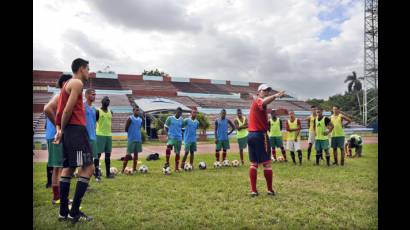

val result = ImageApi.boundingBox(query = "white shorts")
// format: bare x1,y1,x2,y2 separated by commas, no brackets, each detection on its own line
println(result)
308,131,316,144
286,140,301,152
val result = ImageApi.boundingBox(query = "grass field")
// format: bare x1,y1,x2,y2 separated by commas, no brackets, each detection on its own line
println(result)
33,144,377,230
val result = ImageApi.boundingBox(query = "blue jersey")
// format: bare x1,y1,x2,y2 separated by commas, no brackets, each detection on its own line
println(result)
128,115,142,142
165,116,183,141
45,118,56,140
84,102,97,140
216,118,229,141
183,118,199,144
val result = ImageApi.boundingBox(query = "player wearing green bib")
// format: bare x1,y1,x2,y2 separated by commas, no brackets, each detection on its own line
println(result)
268,109,287,162
96,96,114,179
285,111,302,165
330,106,351,166
345,134,363,158
305,105,317,160
313,107,334,166
234,109,248,165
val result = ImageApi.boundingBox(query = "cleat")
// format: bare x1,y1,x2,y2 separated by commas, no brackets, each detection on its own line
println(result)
68,211,93,223
250,191,259,197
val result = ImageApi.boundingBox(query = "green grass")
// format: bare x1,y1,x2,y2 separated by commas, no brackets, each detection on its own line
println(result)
33,144,377,230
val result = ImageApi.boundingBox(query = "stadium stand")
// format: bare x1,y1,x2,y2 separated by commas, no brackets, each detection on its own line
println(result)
84,78,124,90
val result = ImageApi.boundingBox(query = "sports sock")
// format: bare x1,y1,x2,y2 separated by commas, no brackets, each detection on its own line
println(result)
166,148,171,164
215,151,220,162
70,176,90,216
297,150,302,165
263,166,273,192
222,150,227,161
290,151,296,164
47,166,53,185
249,163,258,192
59,176,71,216
52,185,59,201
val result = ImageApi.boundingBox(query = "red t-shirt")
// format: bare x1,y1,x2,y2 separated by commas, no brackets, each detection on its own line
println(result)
248,98,268,132
56,81,86,127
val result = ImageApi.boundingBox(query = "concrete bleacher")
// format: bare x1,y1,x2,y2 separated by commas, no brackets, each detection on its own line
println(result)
171,82,231,95
132,96,200,109
193,97,251,109
119,79,178,96
84,78,124,90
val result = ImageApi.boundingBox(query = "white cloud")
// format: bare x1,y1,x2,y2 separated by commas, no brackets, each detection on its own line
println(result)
33,0,364,100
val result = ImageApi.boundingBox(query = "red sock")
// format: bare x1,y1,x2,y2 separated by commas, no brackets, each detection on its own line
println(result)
175,155,180,170
215,152,220,161
52,185,59,200
249,163,258,192
166,148,171,164
222,151,227,161
281,148,287,160
264,167,273,192
272,148,277,159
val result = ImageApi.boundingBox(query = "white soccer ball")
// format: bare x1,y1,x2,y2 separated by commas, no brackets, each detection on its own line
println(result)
139,165,148,173
110,167,118,175
184,163,193,171
163,166,171,175
222,160,230,167
213,161,222,168
124,167,133,175
198,161,207,170
231,160,240,167
277,156,284,162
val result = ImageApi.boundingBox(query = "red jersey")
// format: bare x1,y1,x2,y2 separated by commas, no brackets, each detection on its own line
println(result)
248,97,268,132
56,80,86,127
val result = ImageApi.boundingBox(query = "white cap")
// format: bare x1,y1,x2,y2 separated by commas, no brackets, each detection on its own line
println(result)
258,84,272,91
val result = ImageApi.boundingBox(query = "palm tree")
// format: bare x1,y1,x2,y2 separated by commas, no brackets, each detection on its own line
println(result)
344,71,362,115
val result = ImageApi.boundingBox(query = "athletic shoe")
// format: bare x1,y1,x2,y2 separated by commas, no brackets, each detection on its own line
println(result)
68,211,93,223
332,162,339,165
250,191,259,197
58,214,68,221
174,168,181,172
106,174,115,179
267,190,276,196
164,163,170,168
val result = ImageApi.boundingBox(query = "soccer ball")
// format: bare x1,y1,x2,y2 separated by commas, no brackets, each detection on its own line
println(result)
231,160,240,167
139,165,148,173
110,167,118,175
271,157,276,162
124,167,133,175
163,166,171,175
184,163,193,171
277,156,284,162
213,161,222,168
198,161,207,170
222,160,230,167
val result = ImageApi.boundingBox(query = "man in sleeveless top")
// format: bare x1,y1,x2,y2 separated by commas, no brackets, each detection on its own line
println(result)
214,109,235,163
96,96,114,179
122,106,144,173
305,105,317,161
181,107,199,169
54,58,93,223
285,111,303,165
234,108,248,165
313,107,334,166
330,106,351,166
84,89,99,180
164,107,184,172
268,109,287,162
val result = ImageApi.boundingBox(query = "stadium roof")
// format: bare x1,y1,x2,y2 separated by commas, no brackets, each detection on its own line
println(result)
134,97,192,114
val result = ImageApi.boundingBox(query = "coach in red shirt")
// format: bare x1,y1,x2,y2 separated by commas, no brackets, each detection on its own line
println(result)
248,84,284,197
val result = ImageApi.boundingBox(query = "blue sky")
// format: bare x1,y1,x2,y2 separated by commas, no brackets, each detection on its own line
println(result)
317,0,355,40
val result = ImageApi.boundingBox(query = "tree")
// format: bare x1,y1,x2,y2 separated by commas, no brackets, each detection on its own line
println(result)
344,71,362,115
196,112,210,135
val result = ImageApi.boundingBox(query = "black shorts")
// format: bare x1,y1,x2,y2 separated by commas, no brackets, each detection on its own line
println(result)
248,131,271,164
62,124,93,168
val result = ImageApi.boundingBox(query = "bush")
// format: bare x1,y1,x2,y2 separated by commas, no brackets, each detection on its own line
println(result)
196,112,210,135
141,128,148,143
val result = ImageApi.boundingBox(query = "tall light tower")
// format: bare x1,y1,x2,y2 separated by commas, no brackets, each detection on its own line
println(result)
363,0,378,126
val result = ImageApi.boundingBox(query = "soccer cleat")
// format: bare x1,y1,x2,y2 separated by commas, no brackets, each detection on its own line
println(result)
250,191,259,197
164,163,170,168
46,183,51,189
106,174,115,179
267,190,276,196
332,162,339,165
58,214,68,221
68,211,93,223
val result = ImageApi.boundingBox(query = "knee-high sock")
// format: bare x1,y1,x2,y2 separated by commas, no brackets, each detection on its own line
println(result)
59,176,71,216
52,185,59,201
175,154,180,170
239,150,244,163
215,151,220,162
222,150,227,161
333,149,338,164
290,151,296,164
70,176,90,216
325,150,330,166
297,150,302,164
93,158,100,175
133,154,138,171
249,163,258,192
281,147,287,160
271,148,277,160
122,155,129,172
181,152,188,169
307,143,312,160
105,153,111,176
340,148,345,165
189,151,194,165
47,166,53,185
316,151,322,165
263,165,273,192
165,148,171,164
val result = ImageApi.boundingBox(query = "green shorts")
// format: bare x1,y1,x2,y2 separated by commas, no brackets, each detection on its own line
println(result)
167,139,182,154
331,136,345,149
315,139,329,152
216,139,230,151
269,136,283,148
97,135,112,153
47,139,63,167
127,141,142,154
89,139,98,158
184,142,197,152
237,137,248,150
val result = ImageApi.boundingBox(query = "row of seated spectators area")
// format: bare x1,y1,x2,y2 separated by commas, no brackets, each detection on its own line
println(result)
33,70,319,137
